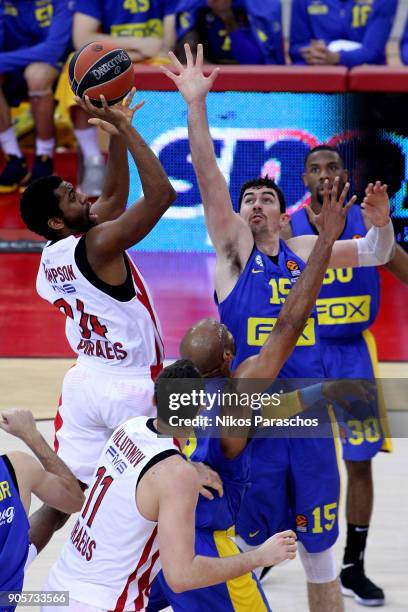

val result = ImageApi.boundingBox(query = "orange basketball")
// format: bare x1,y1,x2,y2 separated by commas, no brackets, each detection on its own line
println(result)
69,42,134,107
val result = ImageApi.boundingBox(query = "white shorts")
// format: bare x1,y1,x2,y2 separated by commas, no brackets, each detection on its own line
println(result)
54,361,156,485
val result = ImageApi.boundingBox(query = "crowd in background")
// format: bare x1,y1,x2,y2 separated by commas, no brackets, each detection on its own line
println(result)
0,0,408,196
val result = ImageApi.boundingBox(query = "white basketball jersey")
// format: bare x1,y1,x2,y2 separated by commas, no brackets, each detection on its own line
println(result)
47,417,180,611
36,235,164,373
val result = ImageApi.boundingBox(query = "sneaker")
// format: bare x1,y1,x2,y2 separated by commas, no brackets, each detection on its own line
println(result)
0,154,29,193
20,155,53,191
79,155,104,197
340,564,385,606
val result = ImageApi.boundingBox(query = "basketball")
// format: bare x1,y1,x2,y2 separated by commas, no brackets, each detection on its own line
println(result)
69,42,134,107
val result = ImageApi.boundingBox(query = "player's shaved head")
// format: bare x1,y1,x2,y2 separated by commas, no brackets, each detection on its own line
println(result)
180,319,235,377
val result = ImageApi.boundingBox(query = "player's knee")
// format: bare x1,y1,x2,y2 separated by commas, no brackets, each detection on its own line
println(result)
24,62,57,93
298,542,337,583
345,458,372,480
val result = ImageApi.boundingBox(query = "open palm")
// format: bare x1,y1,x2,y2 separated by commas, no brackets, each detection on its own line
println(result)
362,181,390,227
160,44,220,104
75,88,144,135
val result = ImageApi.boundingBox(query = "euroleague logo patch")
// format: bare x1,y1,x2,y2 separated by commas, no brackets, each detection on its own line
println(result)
295,514,308,532
287,260,301,277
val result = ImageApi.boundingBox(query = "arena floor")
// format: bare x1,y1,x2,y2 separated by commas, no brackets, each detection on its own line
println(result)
1,359,407,611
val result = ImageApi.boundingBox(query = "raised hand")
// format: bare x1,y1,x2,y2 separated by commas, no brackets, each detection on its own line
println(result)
256,530,297,567
0,408,38,442
361,181,390,228
160,43,220,104
75,88,144,135
306,177,356,243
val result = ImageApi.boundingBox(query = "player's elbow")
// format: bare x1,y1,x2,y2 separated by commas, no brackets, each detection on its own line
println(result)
163,569,191,593
168,580,188,594
156,183,177,212
64,490,85,514
167,185,177,205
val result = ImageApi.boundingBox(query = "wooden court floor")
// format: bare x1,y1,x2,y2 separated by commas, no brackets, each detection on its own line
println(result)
1,358,407,611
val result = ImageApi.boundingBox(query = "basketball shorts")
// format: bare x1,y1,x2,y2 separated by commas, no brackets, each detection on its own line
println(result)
236,430,341,553
147,528,271,612
321,330,392,461
54,361,156,485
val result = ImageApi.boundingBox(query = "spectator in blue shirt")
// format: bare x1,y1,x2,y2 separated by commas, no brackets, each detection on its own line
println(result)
290,0,397,67
73,0,177,62
68,0,177,196
175,0,284,64
0,0,73,193
400,13,408,65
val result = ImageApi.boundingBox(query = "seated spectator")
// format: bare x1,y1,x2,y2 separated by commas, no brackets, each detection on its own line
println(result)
59,0,177,196
175,0,284,64
73,0,177,63
0,0,73,193
400,14,408,65
290,0,397,67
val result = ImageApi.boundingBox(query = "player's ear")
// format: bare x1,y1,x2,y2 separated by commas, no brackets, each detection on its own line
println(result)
223,348,234,364
48,217,64,232
279,213,290,230
302,172,308,187
342,168,349,183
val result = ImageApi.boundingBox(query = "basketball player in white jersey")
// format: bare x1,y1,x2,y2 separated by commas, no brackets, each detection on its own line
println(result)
42,360,297,612
43,180,356,611
19,91,176,555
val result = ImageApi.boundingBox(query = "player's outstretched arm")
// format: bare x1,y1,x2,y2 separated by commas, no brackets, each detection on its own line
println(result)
0,409,84,515
235,178,352,380
157,460,296,592
77,95,176,260
77,89,144,223
161,44,253,261
288,180,394,268
359,183,408,285
384,244,408,285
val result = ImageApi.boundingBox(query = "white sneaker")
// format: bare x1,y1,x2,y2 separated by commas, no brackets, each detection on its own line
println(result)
79,155,105,197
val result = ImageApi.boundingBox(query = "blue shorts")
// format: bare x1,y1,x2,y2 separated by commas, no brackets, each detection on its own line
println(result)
237,426,341,553
321,330,392,461
147,529,271,612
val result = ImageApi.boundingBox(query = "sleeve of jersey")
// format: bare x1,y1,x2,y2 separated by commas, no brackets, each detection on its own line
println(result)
338,0,398,67
164,0,179,17
0,0,73,73
74,0,102,21
229,28,264,64
289,0,314,64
